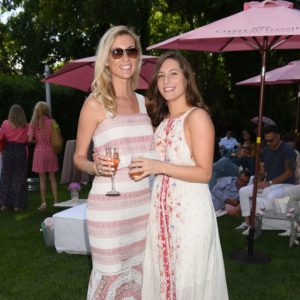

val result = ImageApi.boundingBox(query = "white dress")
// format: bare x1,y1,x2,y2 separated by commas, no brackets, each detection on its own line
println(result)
142,108,228,300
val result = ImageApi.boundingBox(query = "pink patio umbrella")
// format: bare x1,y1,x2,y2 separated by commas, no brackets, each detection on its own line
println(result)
42,55,158,91
147,0,300,263
237,60,300,134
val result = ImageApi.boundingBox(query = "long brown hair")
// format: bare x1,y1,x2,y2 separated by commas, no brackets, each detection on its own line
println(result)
147,51,208,127
30,101,52,128
8,105,27,128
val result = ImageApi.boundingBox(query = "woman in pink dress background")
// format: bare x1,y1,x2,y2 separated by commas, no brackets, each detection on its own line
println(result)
0,104,29,211
29,101,59,210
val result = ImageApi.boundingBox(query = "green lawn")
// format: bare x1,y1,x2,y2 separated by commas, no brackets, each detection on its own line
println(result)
0,183,299,300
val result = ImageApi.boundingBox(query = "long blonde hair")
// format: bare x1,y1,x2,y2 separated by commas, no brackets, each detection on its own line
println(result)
91,25,142,113
30,101,52,128
8,105,27,128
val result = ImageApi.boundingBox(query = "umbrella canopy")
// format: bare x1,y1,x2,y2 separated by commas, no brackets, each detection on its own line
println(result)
237,60,300,133
251,116,276,126
147,0,300,261
148,1,300,52
237,60,300,85
43,55,158,91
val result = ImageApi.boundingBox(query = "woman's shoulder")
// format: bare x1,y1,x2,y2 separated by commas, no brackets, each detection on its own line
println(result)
185,107,211,122
0,120,9,132
185,107,213,132
85,94,105,110
44,116,55,126
81,94,107,121
1,119,9,127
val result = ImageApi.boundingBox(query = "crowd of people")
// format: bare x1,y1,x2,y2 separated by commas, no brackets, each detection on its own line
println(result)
0,102,60,211
1,24,300,300
210,125,300,220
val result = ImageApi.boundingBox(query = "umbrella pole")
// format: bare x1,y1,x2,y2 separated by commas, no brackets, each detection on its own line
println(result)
230,37,270,264
44,65,52,114
295,85,300,136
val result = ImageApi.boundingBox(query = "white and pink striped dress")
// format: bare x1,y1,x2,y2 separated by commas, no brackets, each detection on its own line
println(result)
86,94,154,300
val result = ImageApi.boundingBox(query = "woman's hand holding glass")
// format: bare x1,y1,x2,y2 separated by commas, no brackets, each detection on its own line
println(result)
105,147,120,196
93,151,114,177
92,148,120,195
129,157,160,181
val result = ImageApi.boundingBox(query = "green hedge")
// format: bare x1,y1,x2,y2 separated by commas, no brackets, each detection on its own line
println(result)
0,72,87,140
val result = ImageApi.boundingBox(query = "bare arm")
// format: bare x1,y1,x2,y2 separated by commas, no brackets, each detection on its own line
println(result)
270,159,295,185
130,108,215,183
258,159,295,189
73,96,106,175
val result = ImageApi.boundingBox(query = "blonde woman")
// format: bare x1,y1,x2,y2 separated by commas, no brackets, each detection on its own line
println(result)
73,26,154,299
0,105,29,211
29,101,59,210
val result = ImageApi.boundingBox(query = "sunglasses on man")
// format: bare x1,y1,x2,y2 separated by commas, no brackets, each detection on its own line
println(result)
264,135,279,144
111,47,139,59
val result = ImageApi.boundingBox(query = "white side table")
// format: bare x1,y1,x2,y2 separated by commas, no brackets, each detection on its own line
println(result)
54,199,87,208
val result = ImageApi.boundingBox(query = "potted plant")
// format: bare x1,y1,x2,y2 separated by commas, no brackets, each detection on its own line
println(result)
68,182,81,201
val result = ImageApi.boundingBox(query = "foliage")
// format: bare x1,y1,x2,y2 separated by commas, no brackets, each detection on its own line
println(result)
1,0,300,141
0,72,86,139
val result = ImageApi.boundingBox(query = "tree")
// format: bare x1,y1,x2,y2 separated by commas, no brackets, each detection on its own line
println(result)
1,0,299,138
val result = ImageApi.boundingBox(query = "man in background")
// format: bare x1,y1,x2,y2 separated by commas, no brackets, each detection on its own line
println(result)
236,125,296,235
212,170,250,217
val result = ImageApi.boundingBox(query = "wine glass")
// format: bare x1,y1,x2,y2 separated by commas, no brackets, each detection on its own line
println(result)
105,147,120,196
130,155,143,180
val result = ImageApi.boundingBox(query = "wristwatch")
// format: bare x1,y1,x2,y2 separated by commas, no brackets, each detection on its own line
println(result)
268,180,273,186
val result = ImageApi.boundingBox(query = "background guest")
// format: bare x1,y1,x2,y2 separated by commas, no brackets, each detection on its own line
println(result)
211,170,250,217
281,132,300,184
0,105,29,211
218,130,239,157
209,156,239,190
230,141,255,175
28,101,59,210
0,137,4,177
238,129,255,156
236,125,296,235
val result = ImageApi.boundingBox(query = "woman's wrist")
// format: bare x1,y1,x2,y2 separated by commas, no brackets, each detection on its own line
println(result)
86,161,96,175
93,163,101,176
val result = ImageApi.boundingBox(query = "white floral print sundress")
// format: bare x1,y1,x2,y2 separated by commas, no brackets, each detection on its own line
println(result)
142,108,228,300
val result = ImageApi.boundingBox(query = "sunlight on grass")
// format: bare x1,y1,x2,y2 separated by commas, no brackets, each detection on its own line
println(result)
15,212,33,221
0,181,299,299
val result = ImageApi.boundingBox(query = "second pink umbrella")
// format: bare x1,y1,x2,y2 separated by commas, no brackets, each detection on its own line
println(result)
42,55,158,91
237,60,300,134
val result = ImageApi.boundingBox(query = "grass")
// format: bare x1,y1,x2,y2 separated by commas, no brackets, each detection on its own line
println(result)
1,182,300,299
